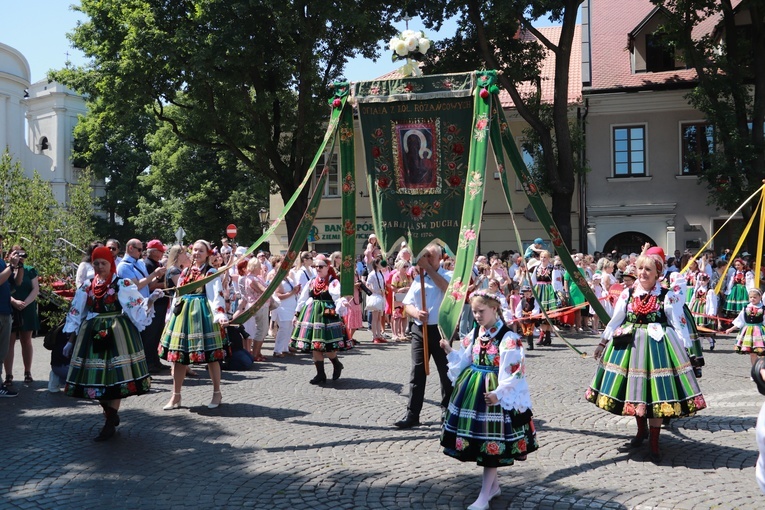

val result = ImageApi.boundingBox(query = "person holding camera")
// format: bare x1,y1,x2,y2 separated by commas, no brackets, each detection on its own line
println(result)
3,245,39,388
0,247,23,397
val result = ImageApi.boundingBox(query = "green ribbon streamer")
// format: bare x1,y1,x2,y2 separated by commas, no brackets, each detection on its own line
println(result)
437,71,495,340
338,95,357,296
175,88,349,297
232,169,330,325
491,95,610,325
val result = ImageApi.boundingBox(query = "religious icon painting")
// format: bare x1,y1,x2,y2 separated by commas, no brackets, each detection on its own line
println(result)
391,119,442,195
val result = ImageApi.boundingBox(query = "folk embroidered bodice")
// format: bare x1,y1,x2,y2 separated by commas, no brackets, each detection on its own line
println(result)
86,278,122,314
471,321,509,369
745,305,764,324
625,287,669,325
535,265,553,283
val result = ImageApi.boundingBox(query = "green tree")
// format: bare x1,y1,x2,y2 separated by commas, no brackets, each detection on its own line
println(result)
53,0,399,240
132,119,270,244
650,0,765,249
417,0,586,248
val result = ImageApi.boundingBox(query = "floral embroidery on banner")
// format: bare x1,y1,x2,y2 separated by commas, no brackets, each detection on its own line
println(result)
458,224,477,250
341,173,355,194
467,171,483,199
473,113,489,143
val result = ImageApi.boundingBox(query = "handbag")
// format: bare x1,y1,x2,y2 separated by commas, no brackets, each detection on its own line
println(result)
173,299,184,316
611,331,633,349
43,321,66,351
358,281,373,296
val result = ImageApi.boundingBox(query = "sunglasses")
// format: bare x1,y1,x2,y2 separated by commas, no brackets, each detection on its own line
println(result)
108,247,118,252
314,264,327,269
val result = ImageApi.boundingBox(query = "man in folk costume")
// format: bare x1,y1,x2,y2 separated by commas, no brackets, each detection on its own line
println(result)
394,244,453,429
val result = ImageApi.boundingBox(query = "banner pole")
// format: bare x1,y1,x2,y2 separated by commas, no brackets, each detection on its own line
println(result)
420,271,430,376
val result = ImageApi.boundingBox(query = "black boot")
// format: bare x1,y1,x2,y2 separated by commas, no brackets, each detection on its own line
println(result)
544,331,552,346
526,335,534,350
330,357,344,380
394,411,420,429
94,406,119,442
309,361,327,385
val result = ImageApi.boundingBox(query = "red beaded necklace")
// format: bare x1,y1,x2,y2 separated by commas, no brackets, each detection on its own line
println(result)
632,292,658,315
313,276,329,294
91,275,111,300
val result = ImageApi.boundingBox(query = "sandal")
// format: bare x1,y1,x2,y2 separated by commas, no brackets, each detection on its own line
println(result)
24,372,33,384
3,376,12,388
254,355,268,362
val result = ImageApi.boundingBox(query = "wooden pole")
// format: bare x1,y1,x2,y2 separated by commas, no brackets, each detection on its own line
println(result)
420,270,430,376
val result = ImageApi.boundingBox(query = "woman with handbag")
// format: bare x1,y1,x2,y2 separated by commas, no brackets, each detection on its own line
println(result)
159,240,228,410
4,245,39,387
290,254,351,384
585,248,706,463
61,246,160,441
365,259,387,343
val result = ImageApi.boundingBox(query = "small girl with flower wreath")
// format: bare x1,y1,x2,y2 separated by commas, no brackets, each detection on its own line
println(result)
726,288,765,367
440,290,538,510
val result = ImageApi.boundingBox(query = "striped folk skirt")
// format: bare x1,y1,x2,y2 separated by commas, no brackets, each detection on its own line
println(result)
441,364,538,467
535,282,557,312
683,305,705,367
585,323,706,418
290,298,352,353
158,294,227,365
65,313,151,400
724,283,749,316
735,322,765,355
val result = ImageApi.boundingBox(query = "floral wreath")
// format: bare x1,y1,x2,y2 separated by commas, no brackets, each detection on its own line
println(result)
470,289,503,304
389,30,431,61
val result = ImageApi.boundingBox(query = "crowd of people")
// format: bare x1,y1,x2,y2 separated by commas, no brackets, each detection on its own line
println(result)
1,232,765,502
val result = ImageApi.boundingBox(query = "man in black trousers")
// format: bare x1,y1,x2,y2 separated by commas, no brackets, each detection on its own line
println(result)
395,243,453,428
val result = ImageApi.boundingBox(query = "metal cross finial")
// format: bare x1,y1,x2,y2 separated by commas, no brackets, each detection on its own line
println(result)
402,14,412,30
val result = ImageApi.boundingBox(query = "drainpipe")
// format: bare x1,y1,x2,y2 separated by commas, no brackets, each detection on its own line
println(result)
578,98,589,253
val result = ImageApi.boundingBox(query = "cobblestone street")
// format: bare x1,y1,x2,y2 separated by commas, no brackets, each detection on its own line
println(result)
1,329,762,509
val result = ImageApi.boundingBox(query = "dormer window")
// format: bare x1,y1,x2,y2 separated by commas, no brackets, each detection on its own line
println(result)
645,33,676,72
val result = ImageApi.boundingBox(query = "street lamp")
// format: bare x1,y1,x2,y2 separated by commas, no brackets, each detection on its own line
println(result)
258,207,269,228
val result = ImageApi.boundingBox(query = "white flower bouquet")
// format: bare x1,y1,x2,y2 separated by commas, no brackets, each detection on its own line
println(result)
389,30,431,62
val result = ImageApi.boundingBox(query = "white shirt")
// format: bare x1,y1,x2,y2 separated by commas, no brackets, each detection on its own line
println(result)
757,401,765,495
402,267,451,326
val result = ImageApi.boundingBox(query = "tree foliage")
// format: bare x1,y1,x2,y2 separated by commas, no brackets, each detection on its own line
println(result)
416,0,586,248
53,0,400,240
0,151,96,324
650,0,765,215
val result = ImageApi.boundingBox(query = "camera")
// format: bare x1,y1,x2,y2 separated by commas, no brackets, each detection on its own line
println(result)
17,251,27,259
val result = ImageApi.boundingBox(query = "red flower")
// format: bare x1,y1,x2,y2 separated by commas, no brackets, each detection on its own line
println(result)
517,439,527,452
411,205,422,217
486,442,500,455
553,238,563,247
373,128,383,138
452,143,464,155
448,175,462,187
528,183,538,194
380,164,388,172
372,146,381,158
404,83,414,92
312,342,323,350
447,162,456,170
447,124,457,133
378,176,390,188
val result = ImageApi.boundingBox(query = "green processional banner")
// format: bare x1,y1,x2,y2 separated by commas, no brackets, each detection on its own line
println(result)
338,94,357,295
353,72,477,258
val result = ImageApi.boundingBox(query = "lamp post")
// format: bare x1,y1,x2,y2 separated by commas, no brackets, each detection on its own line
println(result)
258,207,270,251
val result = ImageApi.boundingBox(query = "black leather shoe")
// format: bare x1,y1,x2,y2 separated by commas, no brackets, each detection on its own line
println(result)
394,413,420,429
309,373,327,385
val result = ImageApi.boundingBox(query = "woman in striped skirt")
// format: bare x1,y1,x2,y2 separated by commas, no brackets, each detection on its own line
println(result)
724,258,754,318
62,246,159,441
290,254,351,384
440,290,537,510
159,240,228,410
585,249,706,463
530,250,560,346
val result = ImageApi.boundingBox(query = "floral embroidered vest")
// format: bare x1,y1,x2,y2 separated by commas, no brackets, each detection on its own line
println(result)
535,265,553,283
625,287,669,325
745,305,764,324
471,322,511,368
86,278,122,314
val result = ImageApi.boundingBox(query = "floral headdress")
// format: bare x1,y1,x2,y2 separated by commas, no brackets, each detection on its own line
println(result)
470,289,502,305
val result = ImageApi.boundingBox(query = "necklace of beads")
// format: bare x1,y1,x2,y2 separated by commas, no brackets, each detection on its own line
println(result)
632,292,658,315
91,276,111,300
313,276,329,294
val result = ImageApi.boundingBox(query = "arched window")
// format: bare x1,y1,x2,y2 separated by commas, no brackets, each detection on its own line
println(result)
602,231,656,256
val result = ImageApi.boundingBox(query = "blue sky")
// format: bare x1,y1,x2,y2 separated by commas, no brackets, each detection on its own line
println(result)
0,1,454,84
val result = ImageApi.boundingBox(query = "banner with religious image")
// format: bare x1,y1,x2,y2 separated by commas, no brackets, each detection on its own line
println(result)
353,72,477,258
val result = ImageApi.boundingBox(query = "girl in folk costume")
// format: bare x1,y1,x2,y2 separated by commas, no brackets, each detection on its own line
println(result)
589,272,606,333
159,240,229,410
723,258,754,318
668,272,705,378
514,285,540,351
290,254,352,384
726,288,765,367
62,246,160,441
680,256,701,304
440,290,538,510
364,258,387,343
530,250,561,346
688,272,718,351
586,248,706,463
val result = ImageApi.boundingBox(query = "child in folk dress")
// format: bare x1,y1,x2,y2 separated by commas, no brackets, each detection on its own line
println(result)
726,288,765,367
688,272,718,351
514,285,540,351
440,290,538,510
